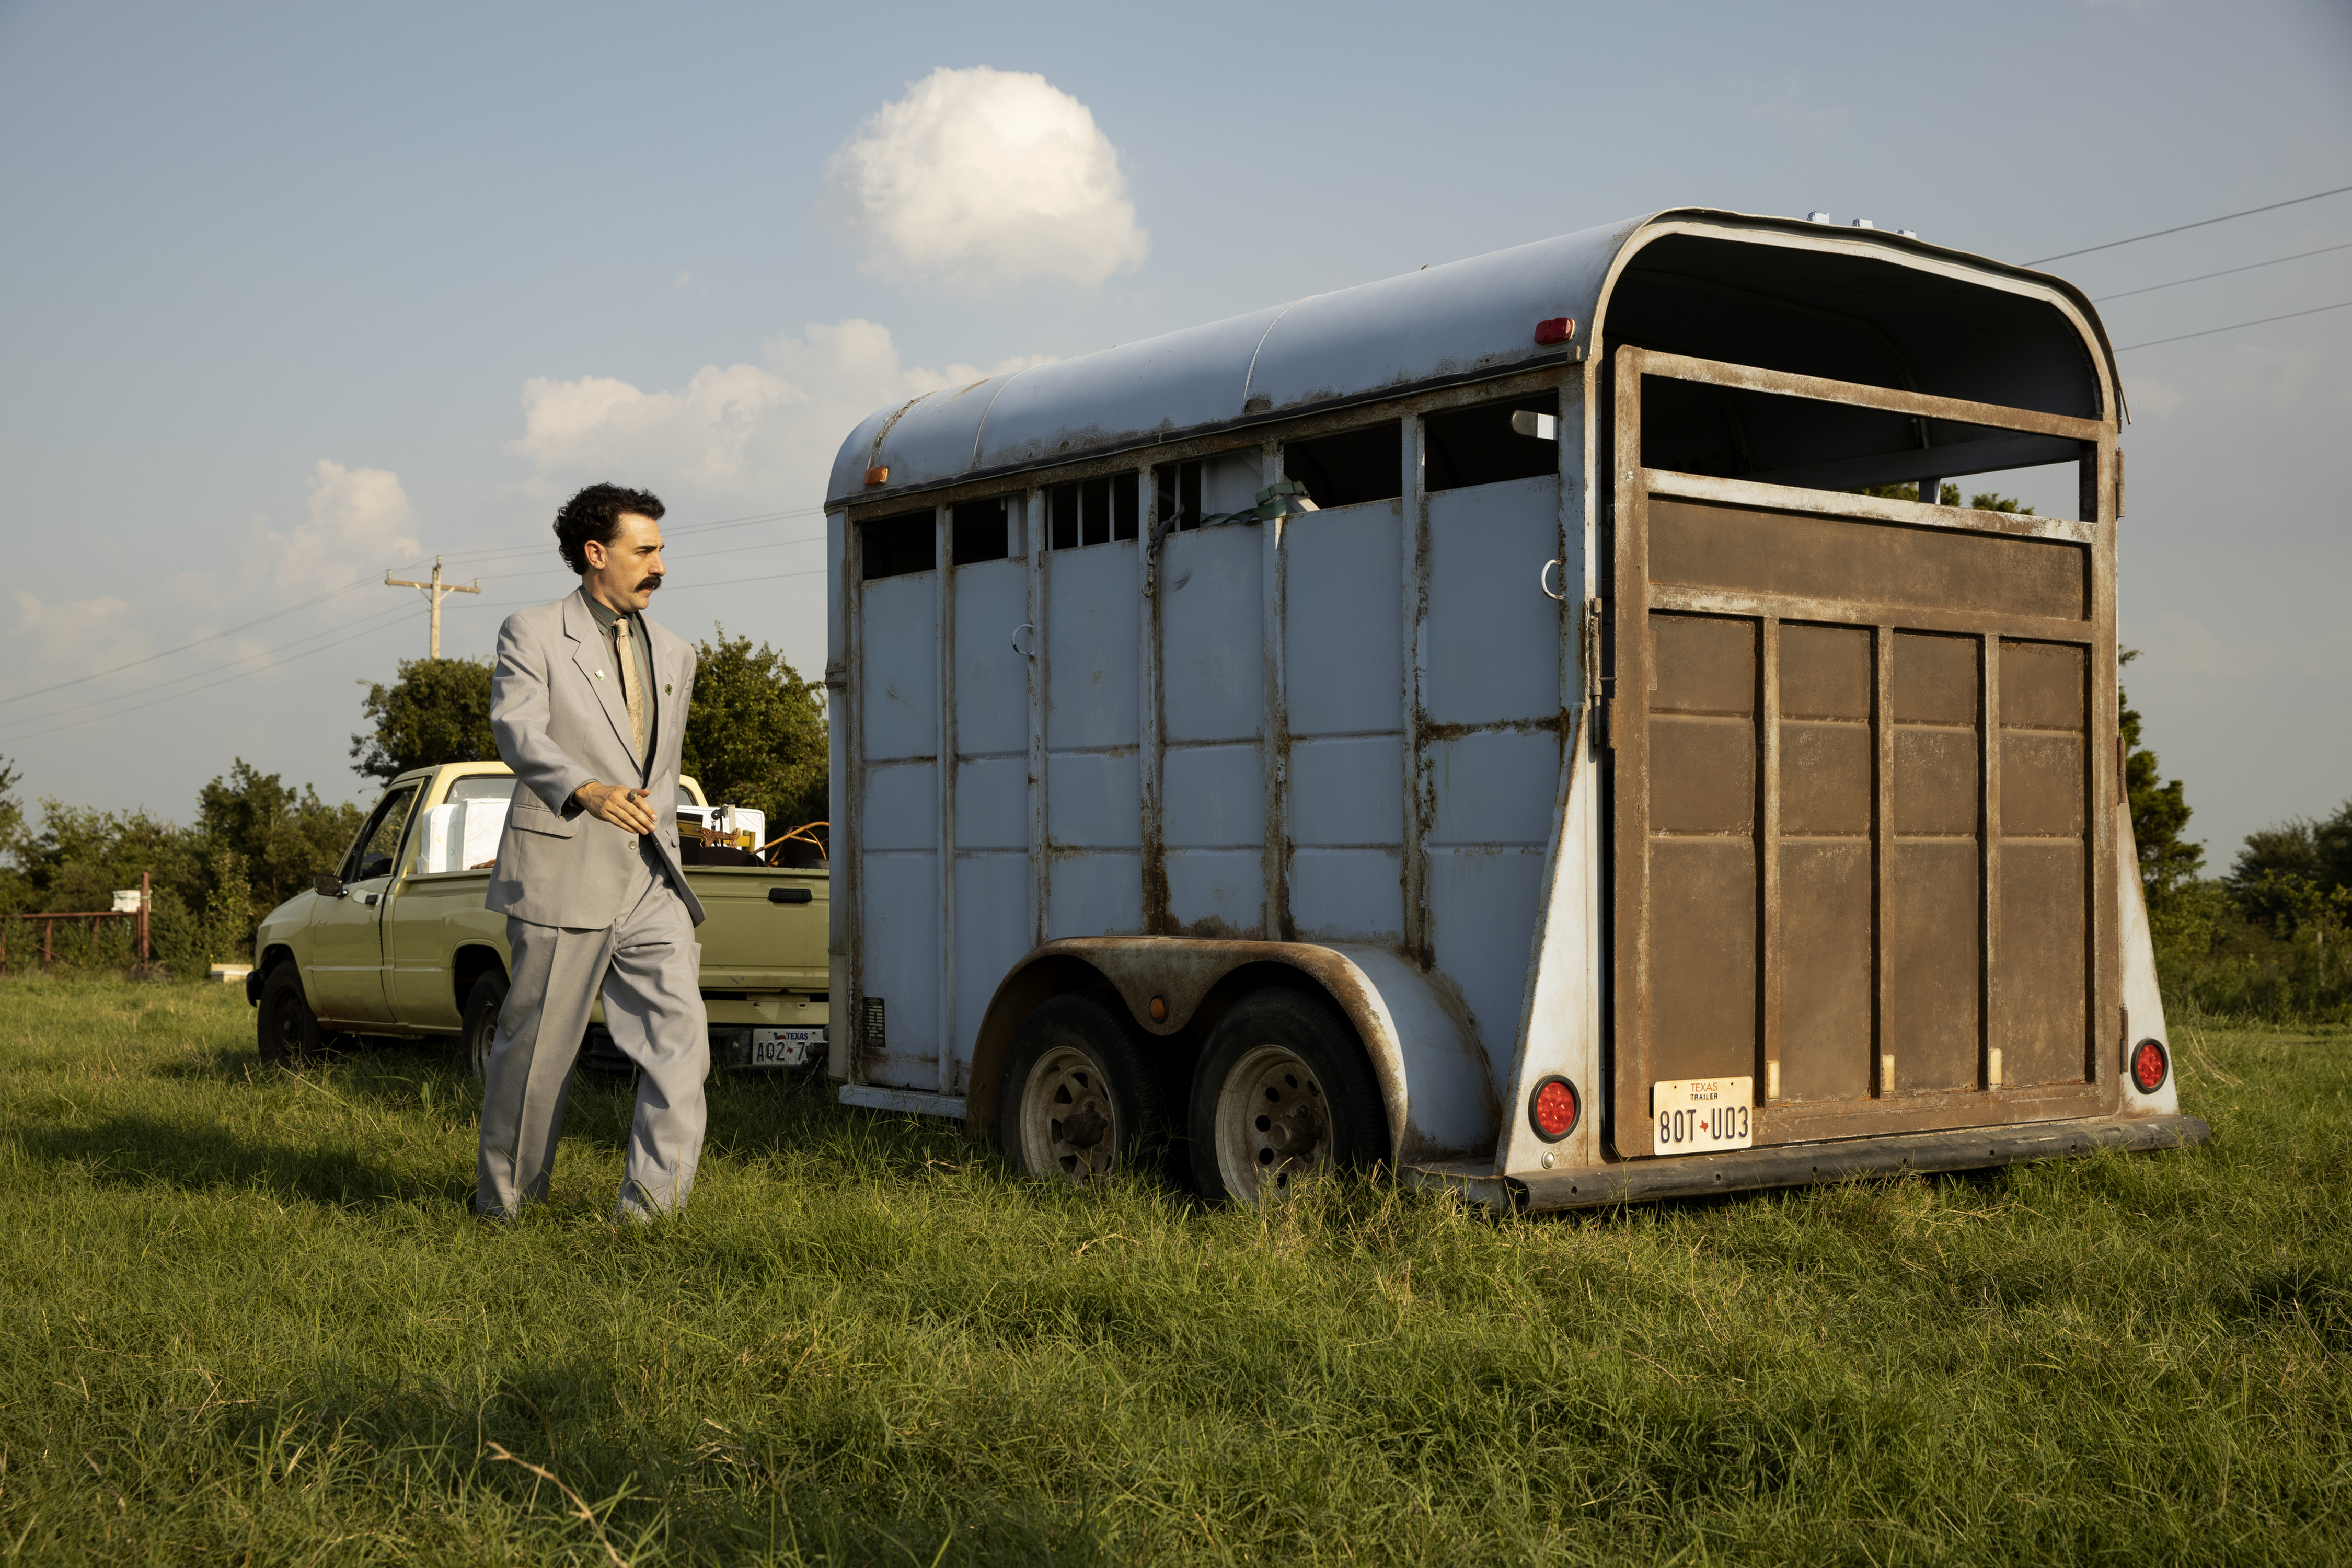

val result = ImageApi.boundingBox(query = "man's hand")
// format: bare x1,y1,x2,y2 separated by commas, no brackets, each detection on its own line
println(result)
575,781,659,835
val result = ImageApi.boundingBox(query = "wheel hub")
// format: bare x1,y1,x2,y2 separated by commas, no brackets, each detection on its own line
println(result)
1019,1045,1120,1181
1216,1044,1330,1201
269,995,303,1058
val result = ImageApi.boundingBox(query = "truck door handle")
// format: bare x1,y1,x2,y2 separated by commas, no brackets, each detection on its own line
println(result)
1540,559,1566,601
768,887,813,905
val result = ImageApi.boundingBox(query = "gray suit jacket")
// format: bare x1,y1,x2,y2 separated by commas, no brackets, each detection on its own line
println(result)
486,589,707,929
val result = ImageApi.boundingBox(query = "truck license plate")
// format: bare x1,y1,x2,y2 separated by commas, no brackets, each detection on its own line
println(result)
1652,1076,1754,1153
749,1028,823,1068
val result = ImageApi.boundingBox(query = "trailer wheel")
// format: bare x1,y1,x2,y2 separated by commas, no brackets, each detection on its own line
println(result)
462,971,509,1083
1189,986,1387,1205
256,962,322,1066
998,991,1163,1183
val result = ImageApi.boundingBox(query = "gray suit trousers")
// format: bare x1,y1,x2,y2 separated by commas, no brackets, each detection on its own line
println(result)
476,848,710,1221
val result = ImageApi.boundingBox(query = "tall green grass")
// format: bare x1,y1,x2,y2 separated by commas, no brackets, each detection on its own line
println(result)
2,978,2346,1565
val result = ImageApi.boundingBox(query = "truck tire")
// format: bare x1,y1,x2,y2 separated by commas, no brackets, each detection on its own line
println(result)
462,971,509,1083
256,962,323,1066
998,991,1163,1184
1188,986,1387,1205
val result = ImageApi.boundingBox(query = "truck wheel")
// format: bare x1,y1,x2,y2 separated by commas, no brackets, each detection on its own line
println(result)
998,991,1163,1183
256,963,322,1066
462,972,509,1082
1189,986,1387,1205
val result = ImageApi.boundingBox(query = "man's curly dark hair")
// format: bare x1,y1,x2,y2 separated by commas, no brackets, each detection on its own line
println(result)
553,483,666,574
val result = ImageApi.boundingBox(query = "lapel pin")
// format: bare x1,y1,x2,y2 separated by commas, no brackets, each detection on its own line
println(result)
595,670,607,679
664,682,672,694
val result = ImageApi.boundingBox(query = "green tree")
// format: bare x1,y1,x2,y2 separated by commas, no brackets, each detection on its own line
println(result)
2117,650,2203,900
681,626,828,835
0,753,21,845
351,656,498,781
1858,483,2036,513
2229,799,2352,933
12,801,206,914
0,753,25,909
2,799,212,974
197,759,367,915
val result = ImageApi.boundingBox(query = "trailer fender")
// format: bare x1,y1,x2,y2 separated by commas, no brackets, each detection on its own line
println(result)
967,938,1501,1166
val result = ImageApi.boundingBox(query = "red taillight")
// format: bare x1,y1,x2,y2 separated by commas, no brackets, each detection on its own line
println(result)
1530,1076,1579,1141
1534,317,1575,346
2130,1039,2170,1094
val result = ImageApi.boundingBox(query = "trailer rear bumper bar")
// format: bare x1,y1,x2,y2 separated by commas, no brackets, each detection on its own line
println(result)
1408,1113,2211,1214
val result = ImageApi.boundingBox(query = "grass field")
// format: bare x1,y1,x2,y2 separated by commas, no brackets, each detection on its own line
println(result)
1,977,2346,1565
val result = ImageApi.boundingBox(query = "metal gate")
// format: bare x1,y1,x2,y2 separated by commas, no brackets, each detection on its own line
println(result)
1608,348,2120,1157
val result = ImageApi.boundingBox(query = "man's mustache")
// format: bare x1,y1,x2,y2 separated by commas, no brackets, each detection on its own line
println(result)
638,576,661,591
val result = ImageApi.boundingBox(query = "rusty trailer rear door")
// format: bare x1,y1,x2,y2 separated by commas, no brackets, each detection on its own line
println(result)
1607,347,2121,1158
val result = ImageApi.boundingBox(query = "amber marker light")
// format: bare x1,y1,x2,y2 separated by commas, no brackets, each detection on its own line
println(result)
1529,1076,1579,1142
1148,996,1167,1023
864,466,890,486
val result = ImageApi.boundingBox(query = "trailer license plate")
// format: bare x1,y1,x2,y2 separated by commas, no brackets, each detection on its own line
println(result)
1652,1076,1754,1152
749,1028,823,1068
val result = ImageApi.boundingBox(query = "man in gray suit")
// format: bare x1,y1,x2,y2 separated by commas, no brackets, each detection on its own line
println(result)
477,481,709,1222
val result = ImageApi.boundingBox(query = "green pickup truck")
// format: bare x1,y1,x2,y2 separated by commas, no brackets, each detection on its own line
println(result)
247,760,829,1076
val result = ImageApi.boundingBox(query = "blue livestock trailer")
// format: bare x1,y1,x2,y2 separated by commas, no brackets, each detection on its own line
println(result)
822,207,2205,1210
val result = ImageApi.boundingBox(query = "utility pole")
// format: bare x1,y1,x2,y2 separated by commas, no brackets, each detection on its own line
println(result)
384,557,481,658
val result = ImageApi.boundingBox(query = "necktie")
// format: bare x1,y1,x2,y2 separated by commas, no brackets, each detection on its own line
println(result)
614,618,647,764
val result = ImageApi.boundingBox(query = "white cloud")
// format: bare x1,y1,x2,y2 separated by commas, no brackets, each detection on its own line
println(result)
2124,375,2183,419
2130,607,2266,682
9,590,140,671
508,319,1050,509
1747,70,1849,135
821,66,1148,294
2215,342,2320,414
246,460,421,594
513,363,802,488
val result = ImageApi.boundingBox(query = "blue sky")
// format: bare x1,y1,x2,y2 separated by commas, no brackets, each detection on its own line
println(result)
3,0,2347,868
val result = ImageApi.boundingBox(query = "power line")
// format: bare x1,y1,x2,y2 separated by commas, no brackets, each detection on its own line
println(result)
0,609,415,745
2027,183,2352,266
2093,239,2352,302
2115,298,2352,351
4,503,828,718
12,556,837,741
8,531,833,740
419,503,825,567
0,570,385,708
469,562,831,613
0,600,419,739
471,529,825,584
643,564,828,593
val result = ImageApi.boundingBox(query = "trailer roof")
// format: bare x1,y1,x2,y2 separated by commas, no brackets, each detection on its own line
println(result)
827,207,2121,509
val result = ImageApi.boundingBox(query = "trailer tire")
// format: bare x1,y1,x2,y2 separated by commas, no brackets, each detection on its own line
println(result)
998,991,1163,1184
462,971,509,1083
256,962,323,1066
1189,985,1387,1205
